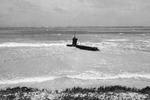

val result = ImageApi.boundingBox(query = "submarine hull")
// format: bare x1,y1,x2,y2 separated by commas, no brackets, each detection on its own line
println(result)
66,44,99,51
76,45,99,51
66,44,74,47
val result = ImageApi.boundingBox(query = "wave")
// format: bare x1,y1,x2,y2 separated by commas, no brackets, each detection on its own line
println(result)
67,71,150,80
0,42,67,48
105,39,129,42
1,40,150,52
0,41,119,50
1,72,150,85
0,76,57,85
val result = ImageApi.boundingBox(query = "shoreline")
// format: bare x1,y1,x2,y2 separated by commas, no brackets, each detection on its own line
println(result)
1,78,150,90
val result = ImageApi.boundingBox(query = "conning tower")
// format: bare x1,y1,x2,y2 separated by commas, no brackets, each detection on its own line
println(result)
72,32,78,46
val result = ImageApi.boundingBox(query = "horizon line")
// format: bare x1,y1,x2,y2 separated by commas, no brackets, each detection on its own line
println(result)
0,26,150,28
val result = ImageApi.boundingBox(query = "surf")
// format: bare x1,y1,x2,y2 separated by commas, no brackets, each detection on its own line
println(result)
0,42,66,48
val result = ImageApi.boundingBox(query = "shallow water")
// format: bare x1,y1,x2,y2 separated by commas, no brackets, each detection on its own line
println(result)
0,27,150,89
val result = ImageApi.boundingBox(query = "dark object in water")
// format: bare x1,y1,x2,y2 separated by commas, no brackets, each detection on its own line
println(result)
67,44,99,51
76,45,99,51
66,44,74,47
67,32,99,51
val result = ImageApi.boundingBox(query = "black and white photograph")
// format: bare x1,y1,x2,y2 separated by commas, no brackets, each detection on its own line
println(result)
0,0,150,99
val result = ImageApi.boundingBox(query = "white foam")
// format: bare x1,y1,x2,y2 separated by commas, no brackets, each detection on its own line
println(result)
0,73,150,85
119,33,124,35
93,42,119,50
105,39,128,42
0,42,66,48
67,72,150,80
0,76,57,85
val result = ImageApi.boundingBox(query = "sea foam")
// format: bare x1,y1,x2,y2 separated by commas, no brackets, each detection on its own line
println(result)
105,39,129,42
0,73,150,85
0,42,66,48
67,72,150,80
0,76,57,85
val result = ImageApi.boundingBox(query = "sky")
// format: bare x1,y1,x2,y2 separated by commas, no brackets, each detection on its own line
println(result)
0,0,150,27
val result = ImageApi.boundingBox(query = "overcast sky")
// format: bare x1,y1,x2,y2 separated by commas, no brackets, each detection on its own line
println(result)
0,0,150,27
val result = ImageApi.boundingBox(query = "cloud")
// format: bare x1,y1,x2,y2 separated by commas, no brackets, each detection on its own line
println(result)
0,0,40,14
0,0,150,26
76,0,150,26
78,0,150,12
0,0,48,27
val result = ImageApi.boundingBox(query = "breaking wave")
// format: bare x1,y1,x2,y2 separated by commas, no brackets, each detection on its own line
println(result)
0,76,57,85
67,72,150,80
104,39,129,42
1,72,150,85
0,40,150,52
0,42,67,48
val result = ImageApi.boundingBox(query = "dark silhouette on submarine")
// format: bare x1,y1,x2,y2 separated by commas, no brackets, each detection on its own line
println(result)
67,33,99,51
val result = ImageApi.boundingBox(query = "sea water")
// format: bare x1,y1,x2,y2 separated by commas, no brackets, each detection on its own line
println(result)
0,27,150,89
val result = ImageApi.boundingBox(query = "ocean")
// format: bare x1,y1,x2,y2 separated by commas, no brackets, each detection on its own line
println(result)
0,27,150,90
